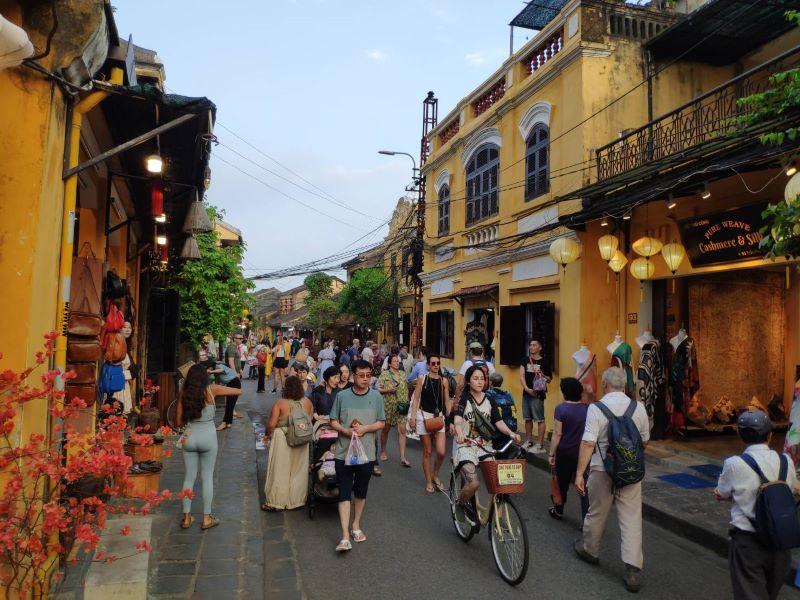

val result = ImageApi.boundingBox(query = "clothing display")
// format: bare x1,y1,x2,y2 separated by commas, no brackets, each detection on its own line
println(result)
112,353,133,414
606,334,623,356
666,335,700,431
635,339,663,432
573,346,598,400
611,342,635,398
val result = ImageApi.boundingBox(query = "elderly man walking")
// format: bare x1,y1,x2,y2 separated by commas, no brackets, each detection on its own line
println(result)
574,366,649,593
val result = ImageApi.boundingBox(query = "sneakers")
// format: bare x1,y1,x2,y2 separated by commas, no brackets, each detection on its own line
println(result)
573,539,599,565
522,441,533,450
548,506,563,520
531,445,548,454
624,564,642,593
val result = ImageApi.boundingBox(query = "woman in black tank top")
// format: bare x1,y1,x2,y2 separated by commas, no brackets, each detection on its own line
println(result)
409,354,451,494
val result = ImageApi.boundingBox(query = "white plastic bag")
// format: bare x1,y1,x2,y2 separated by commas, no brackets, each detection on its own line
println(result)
345,434,370,465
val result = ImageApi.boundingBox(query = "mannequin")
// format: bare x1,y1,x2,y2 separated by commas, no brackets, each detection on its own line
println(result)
573,344,598,400
635,328,655,349
611,342,635,397
667,327,699,431
635,328,663,431
669,327,688,351
606,334,623,356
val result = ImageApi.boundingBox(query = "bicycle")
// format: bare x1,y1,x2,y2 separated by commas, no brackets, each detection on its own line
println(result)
446,438,530,586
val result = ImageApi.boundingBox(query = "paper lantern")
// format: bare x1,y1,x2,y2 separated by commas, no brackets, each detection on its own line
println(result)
608,250,628,273
549,237,581,269
785,172,800,205
632,236,663,258
158,245,168,264
630,257,655,280
662,242,686,293
598,234,619,262
151,180,164,216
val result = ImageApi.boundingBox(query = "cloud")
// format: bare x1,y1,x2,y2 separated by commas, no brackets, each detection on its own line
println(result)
464,51,487,66
365,49,388,62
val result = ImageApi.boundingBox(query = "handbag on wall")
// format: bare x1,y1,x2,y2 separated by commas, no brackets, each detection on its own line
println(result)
70,244,103,316
64,383,97,407
66,363,96,384
104,332,127,363
66,339,101,363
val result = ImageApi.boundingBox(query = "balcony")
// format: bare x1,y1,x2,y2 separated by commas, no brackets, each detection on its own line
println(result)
464,223,499,256
520,28,563,78
595,45,800,181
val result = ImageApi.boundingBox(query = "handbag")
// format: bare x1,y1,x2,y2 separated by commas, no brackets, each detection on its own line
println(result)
104,331,127,363
470,397,497,440
105,270,128,299
549,468,562,506
64,383,97,407
422,374,445,432
98,363,125,396
67,311,103,337
104,300,125,332
70,244,102,316
66,338,101,363
66,362,96,384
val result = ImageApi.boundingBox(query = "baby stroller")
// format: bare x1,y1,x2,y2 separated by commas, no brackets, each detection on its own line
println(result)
307,419,339,519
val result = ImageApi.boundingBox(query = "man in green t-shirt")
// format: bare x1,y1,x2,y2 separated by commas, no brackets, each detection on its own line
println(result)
329,359,385,553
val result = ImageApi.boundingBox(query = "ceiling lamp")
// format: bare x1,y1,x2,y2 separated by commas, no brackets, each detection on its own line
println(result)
600,215,609,227
183,190,214,234
180,236,201,260
785,172,800,205
632,236,663,258
146,154,163,174
699,182,711,200
622,211,632,220
665,194,676,210
155,214,166,223
661,241,686,293
156,234,168,246
549,237,581,269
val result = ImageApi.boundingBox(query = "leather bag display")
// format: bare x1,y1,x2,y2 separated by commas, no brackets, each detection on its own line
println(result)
64,383,97,407
67,310,103,337
66,363,96,384
70,245,103,316
103,331,127,363
66,339,101,363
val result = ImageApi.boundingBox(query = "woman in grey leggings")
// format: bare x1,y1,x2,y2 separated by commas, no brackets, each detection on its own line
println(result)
176,363,242,530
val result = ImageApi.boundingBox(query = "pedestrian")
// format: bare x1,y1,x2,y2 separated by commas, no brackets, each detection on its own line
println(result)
237,336,249,374
317,339,336,375
574,367,649,593
311,366,340,419
329,359,386,552
484,372,518,458
246,345,259,380
457,341,496,385
338,363,353,391
202,359,242,431
271,335,289,393
547,377,589,521
256,340,272,394
262,375,314,511
377,353,411,468
409,353,451,493
225,333,244,420
519,338,552,453
361,341,375,366
295,362,313,398
715,410,799,600
176,363,242,530
406,346,430,384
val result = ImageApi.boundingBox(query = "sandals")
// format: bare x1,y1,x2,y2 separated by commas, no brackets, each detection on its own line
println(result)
335,539,352,552
425,485,435,494
433,479,444,491
180,515,194,529
372,465,382,477
201,515,220,530
350,529,366,543
379,454,388,462
400,459,411,468
215,423,229,431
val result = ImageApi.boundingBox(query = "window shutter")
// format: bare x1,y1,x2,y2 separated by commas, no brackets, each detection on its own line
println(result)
425,312,439,351
499,305,525,366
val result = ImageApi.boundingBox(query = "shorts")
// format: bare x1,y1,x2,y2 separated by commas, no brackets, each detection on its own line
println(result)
522,393,545,422
414,409,446,435
334,459,373,501
274,357,288,369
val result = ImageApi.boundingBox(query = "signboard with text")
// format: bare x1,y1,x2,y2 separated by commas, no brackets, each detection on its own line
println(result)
678,203,768,267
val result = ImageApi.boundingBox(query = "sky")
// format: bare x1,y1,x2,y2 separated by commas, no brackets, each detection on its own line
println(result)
113,1,545,291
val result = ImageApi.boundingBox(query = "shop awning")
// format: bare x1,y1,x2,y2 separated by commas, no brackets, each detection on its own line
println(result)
449,284,499,306
646,0,799,65
509,0,569,30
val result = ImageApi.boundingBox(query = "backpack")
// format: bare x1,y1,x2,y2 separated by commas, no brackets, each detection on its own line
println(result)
286,400,313,447
453,359,490,406
440,367,457,402
487,388,517,434
594,399,645,488
740,453,800,551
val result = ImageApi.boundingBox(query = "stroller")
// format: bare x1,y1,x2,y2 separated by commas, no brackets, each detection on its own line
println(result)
307,419,339,519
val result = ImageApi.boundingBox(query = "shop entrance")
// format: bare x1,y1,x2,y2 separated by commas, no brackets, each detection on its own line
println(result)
465,308,495,362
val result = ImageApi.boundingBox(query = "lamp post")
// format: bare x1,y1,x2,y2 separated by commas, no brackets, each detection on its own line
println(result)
378,149,423,349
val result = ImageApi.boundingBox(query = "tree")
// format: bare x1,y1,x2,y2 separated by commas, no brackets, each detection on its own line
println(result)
303,272,337,334
337,268,394,331
171,206,254,347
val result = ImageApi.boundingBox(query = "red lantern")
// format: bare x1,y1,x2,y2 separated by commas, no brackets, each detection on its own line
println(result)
159,245,168,264
151,180,164,216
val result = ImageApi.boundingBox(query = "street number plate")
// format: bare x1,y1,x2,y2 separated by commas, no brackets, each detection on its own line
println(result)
496,463,524,485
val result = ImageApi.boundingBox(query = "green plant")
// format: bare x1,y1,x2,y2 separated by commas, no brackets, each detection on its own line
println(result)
303,273,337,334
337,268,394,331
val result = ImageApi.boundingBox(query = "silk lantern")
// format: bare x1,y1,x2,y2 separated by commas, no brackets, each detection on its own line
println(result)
549,237,581,269
632,236,663,258
661,242,686,293
630,257,655,302
151,180,164,218
598,234,619,283
607,250,627,295
785,172,800,206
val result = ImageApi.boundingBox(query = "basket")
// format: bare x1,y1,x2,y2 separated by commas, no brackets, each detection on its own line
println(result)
479,459,526,495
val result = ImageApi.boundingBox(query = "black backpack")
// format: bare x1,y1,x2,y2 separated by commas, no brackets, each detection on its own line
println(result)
740,453,800,551
594,400,645,488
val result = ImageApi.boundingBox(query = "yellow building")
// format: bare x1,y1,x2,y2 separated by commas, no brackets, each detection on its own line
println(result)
420,0,800,444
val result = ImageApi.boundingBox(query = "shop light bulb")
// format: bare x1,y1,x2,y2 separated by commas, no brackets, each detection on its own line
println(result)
146,154,163,174
665,194,676,209
787,162,797,177
600,215,609,227
155,214,166,223
157,234,168,245
622,211,632,220
700,183,711,200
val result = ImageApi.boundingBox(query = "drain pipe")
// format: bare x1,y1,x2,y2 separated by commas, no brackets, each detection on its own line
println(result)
54,67,124,390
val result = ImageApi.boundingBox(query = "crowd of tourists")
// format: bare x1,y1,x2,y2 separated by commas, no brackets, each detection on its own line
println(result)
177,330,800,599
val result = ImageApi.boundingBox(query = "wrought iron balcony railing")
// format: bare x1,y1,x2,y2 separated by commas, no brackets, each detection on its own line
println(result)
595,44,800,181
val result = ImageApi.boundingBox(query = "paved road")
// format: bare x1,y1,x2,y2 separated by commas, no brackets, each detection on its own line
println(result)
247,379,800,600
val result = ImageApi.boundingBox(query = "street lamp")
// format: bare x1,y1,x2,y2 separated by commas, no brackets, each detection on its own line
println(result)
378,150,419,183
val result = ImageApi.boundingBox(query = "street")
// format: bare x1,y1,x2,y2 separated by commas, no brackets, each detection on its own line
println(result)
245,379,800,600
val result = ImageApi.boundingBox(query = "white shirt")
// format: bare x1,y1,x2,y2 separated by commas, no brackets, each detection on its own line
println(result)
582,391,650,471
458,358,496,376
361,346,374,364
716,444,798,532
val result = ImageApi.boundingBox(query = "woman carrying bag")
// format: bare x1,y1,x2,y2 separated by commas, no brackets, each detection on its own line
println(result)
409,353,451,493
377,354,411,468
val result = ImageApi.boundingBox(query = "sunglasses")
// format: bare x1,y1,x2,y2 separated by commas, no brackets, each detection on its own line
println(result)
429,361,440,366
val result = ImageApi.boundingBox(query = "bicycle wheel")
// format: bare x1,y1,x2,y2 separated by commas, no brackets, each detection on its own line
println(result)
489,496,529,586
166,399,178,430
449,472,475,542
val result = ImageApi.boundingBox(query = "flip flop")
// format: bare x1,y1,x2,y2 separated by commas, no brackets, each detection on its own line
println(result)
336,539,352,552
379,454,388,462
350,529,367,543
201,515,220,530
433,480,444,491
400,460,411,468
180,515,194,529
425,485,435,494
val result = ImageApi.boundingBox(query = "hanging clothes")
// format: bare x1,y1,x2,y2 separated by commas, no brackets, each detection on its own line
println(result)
666,337,700,431
574,350,598,401
611,342,635,398
636,340,663,432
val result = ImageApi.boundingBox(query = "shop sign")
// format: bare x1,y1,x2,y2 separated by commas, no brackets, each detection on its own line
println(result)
678,203,768,267
496,462,524,485
627,313,638,324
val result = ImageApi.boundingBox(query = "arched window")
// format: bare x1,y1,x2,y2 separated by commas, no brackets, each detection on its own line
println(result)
437,184,450,236
465,144,499,226
525,123,549,200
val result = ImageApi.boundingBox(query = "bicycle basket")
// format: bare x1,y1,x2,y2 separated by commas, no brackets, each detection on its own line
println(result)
480,459,526,495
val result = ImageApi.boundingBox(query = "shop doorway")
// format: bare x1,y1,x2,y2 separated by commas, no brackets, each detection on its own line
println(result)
465,308,495,361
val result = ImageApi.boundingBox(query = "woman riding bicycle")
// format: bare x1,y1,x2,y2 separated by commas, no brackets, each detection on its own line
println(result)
452,365,521,517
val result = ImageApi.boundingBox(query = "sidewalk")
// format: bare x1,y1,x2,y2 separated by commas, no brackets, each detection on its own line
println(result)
146,387,304,599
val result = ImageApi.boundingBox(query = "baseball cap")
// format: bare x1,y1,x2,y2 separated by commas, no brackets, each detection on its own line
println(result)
737,410,773,435
468,342,483,350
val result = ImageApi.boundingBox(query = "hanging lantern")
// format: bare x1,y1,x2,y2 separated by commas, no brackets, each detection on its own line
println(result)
785,172,800,205
661,241,686,293
598,234,619,284
632,236,663,258
608,250,628,273
151,180,164,217
630,257,655,302
159,245,169,265
180,236,201,260
183,190,214,233
549,237,581,269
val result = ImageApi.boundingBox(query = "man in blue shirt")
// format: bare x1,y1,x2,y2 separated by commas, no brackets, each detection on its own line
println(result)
406,347,430,384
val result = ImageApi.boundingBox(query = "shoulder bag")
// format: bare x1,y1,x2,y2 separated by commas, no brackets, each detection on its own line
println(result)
423,375,445,433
